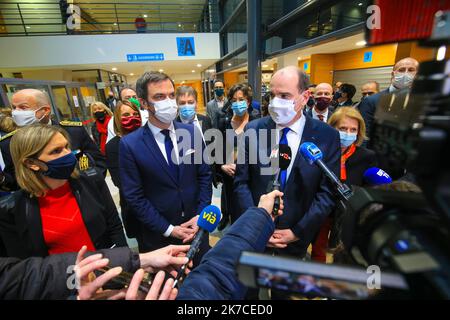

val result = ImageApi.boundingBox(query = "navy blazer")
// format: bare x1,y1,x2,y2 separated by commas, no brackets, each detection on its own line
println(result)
234,115,340,253
357,88,390,138
119,122,212,246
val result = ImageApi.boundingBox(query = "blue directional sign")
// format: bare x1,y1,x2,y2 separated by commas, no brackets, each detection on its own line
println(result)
177,37,196,56
126,53,165,62
363,51,373,63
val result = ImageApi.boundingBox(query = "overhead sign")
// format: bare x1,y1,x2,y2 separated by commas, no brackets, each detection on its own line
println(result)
363,51,373,63
126,53,165,62
177,37,195,56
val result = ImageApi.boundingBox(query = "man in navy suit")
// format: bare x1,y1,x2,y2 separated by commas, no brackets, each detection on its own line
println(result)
358,57,419,139
119,72,212,262
304,82,334,123
234,66,340,259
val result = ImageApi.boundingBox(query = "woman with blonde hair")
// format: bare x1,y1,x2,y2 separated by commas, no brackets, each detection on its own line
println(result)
90,101,113,154
0,124,127,259
311,107,378,263
106,99,142,238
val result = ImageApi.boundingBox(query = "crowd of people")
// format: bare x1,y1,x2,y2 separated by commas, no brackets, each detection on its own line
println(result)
0,56,420,300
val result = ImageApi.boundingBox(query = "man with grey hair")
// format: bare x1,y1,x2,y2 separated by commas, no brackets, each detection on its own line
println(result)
234,66,340,262
0,88,106,191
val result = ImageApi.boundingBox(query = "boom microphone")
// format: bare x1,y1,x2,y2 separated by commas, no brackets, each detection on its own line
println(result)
173,205,222,287
299,142,353,200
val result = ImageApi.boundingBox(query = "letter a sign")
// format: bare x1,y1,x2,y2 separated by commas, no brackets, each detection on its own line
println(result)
177,37,196,56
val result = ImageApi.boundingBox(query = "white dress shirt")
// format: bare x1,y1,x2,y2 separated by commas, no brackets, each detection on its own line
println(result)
106,109,149,143
312,108,329,123
147,120,180,237
276,114,306,180
181,115,205,142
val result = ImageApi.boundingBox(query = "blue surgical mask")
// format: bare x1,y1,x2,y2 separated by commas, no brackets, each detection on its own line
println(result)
231,100,248,116
215,88,224,97
179,104,196,123
339,131,357,148
40,152,77,180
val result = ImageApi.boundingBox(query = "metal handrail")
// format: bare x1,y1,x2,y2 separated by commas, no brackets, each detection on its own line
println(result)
0,1,219,36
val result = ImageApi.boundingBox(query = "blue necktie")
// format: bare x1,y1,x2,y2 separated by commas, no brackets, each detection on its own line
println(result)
161,129,179,181
279,127,290,191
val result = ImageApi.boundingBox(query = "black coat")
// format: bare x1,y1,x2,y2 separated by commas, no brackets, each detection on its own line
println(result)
357,88,390,139
0,247,139,300
105,136,139,238
175,114,213,135
0,173,127,259
343,146,378,186
0,121,107,191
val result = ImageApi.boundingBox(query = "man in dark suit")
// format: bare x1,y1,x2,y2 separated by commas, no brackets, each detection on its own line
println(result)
234,66,341,259
206,80,227,129
333,83,356,107
120,72,212,262
175,85,212,137
0,89,106,191
358,57,419,139
304,82,334,123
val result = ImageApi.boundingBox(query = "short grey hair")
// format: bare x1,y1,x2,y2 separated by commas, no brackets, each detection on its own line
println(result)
14,89,50,107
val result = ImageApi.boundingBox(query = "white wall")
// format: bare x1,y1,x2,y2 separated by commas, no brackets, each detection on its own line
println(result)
0,33,220,69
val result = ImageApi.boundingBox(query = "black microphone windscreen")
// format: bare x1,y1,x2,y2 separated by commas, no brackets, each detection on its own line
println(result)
279,144,292,170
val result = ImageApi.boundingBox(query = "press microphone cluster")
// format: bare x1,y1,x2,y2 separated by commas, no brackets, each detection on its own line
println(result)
299,142,353,201
270,144,292,216
173,205,222,288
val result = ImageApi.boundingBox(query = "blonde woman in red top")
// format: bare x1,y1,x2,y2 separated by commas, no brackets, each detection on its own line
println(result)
90,101,112,155
0,124,127,258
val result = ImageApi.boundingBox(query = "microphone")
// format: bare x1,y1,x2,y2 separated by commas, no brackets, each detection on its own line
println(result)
173,205,222,287
363,167,393,186
270,144,292,216
299,142,353,200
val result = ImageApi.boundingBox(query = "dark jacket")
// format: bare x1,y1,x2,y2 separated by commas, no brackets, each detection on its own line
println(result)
357,88,390,139
0,247,139,300
0,121,107,191
177,206,275,300
0,172,127,259
119,122,212,254
105,136,139,238
344,146,378,186
234,115,341,257
176,114,212,134
304,106,335,122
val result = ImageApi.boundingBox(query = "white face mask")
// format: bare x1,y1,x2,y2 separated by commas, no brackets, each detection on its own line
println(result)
393,72,415,89
268,97,298,125
152,98,178,124
12,107,46,127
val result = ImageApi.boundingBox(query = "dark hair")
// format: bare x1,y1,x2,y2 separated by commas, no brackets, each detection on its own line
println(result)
340,83,356,100
298,70,310,93
227,83,252,104
136,71,174,100
176,86,198,103
213,79,225,87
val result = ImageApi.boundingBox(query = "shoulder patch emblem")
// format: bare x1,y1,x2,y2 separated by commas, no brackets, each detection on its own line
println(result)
0,130,17,142
59,120,83,127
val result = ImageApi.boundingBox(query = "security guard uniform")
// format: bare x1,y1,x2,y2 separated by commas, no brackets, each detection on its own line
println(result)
0,120,106,191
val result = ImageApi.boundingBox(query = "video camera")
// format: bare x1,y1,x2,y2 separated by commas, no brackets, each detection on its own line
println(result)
237,1,450,299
